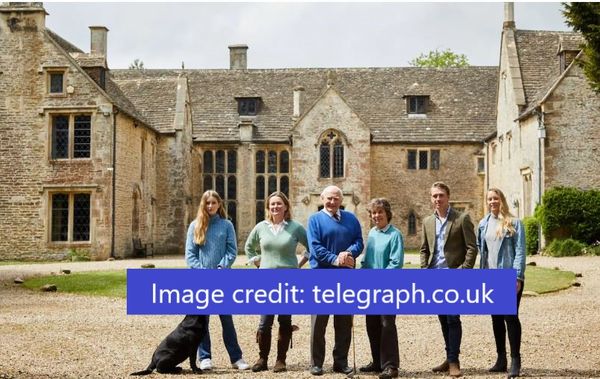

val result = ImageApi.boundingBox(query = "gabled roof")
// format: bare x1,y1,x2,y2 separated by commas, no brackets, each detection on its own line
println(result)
44,29,151,129
111,70,180,133
514,30,583,107
126,66,496,144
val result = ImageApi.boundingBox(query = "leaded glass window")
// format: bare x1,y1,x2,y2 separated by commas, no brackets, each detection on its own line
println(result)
52,116,69,159
49,72,64,93
51,114,91,160
319,130,344,178
202,149,237,228
50,192,90,243
254,148,292,223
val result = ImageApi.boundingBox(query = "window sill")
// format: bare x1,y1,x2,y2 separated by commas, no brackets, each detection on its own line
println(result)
408,113,427,119
49,158,92,163
48,93,67,98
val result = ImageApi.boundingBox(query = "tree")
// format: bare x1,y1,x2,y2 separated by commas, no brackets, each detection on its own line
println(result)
563,2,600,92
129,59,145,70
409,48,469,68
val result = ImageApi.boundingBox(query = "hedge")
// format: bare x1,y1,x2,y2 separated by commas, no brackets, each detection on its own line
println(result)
522,216,539,255
535,187,600,244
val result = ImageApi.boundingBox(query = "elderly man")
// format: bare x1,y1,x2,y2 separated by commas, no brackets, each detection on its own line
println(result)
307,185,364,376
420,181,478,378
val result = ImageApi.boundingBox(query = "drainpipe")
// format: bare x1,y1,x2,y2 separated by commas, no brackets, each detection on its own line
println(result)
534,107,546,252
111,107,119,259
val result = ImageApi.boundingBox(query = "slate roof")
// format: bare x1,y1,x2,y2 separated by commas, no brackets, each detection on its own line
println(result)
110,70,180,133
514,30,583,108
112,66,497,144
46,29,83,54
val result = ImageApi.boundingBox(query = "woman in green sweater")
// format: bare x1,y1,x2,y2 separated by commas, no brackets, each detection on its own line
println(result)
244,191,308,373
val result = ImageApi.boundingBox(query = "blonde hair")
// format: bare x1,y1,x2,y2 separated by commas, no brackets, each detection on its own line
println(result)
266,191,292,223
194,190,227,245
487,188,516,238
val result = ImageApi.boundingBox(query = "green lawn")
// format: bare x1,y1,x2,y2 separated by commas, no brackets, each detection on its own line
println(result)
22,265,575,298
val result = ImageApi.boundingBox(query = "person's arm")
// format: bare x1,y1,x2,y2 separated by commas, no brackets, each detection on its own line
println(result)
512,219,526,282
307,215,339,266
345,217,364,259
297,224,309,268
185,222,202,269
244,224,261,268
460,214,478,269
387,229,405,269
420,220,430,269
219,220,237,268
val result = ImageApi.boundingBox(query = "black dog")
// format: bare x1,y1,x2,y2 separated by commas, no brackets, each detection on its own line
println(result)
131,315,208,376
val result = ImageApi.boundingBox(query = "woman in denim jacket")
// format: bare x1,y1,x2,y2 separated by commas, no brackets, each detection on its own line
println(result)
477,188,525,379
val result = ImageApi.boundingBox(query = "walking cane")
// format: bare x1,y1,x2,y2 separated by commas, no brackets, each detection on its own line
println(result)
347,315,358,378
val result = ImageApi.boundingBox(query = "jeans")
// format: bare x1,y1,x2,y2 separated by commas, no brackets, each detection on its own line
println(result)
438,314,462,363
366,315,399,370
198,315,243,363
491,280,524,358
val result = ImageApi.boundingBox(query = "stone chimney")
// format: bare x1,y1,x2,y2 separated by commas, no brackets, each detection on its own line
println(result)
503,2,515,29
228,44,248,70
90,26,108,56
293,86,305,119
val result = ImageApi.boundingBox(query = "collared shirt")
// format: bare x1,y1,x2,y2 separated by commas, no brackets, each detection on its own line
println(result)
268,219,288,236
320,208,341,221
376,224,392,233
429,208,451,269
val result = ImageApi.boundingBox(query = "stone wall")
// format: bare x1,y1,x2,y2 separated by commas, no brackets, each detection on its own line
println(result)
371,143,485,249
0,6,114,260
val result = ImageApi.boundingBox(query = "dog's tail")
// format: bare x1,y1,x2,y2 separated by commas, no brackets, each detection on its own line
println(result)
130,363,155,376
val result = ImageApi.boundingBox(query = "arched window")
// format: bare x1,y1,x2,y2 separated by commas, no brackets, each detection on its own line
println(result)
319,130,344,178
408,211,417,235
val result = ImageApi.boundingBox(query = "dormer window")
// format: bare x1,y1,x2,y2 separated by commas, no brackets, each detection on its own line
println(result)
559,50,578,73
236,97,260,116
406,95,429,115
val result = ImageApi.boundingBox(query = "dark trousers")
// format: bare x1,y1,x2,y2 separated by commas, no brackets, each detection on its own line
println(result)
438,314,462,363
258,314,292,332
310,314,352,368
492,281,524,358
366,315,399,370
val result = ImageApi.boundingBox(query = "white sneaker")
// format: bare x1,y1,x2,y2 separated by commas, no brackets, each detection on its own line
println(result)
199,358,212,370
232,358,250,370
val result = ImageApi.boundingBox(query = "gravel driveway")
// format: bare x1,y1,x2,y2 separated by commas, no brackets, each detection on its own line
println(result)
0,255,599,379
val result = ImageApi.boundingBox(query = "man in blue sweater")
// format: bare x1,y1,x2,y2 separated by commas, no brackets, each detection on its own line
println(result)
307,185,364,376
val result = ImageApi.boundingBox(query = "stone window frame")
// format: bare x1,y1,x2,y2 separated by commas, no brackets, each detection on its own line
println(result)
407,148,440,170
45,189,94,245
201,148,238,229
407,210,418,235
476,155,485,175
254,147,291,224
48,112,93,161
318,129,346,179
45,67,68,96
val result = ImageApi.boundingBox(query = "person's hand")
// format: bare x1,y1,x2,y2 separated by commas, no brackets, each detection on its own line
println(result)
254,260,260,268
339,251,355,268
516,280,522,293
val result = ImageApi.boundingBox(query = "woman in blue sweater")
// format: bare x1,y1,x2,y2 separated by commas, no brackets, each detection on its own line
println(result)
185,190,249,371
477,188,526,379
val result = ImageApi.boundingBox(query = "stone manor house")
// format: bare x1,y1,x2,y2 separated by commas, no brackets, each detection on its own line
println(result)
1,3,598,260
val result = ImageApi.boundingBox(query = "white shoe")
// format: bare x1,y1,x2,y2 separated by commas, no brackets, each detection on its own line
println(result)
199,358,212,370
232,358,250,370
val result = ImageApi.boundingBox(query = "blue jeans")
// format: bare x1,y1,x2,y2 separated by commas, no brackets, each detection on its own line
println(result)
438,314,462,363
198,315,243,363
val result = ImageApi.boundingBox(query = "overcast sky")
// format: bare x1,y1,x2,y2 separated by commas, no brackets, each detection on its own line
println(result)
44,2,572,70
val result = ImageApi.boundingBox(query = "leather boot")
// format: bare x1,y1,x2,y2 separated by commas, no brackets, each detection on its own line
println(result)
273,326,293,373
489,354,507,372
432,360,449,372
507,356,521,378
449,362,462,377
252,330,271,372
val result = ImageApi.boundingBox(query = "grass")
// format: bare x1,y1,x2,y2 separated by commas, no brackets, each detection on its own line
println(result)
523,265,576,294
22,264,575,298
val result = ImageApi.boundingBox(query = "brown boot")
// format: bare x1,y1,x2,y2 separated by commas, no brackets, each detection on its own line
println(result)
252,330,271,372
432,360,449,372
449,362,462,377
273,326,293,373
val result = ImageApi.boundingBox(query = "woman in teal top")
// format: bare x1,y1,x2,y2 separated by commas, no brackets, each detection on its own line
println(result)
244,191,308,373
360,198,404,379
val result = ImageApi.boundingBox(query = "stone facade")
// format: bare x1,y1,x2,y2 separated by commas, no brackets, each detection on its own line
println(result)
488,3,599,228
2,3,596,260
